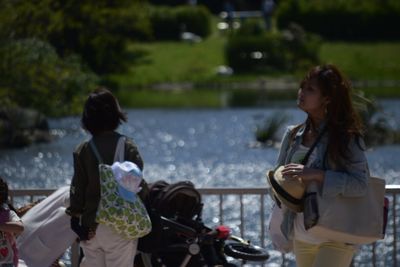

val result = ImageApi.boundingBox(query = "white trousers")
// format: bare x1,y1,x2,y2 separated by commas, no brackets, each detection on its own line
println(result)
80,224,137,267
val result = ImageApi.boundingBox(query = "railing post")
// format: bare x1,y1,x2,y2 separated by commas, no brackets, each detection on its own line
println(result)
260,194,265,248
219,194,224,225
71,241,80,267
240,194,244,237
393,192,397,267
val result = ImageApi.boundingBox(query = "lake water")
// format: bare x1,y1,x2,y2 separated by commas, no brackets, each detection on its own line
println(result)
1,100,400,266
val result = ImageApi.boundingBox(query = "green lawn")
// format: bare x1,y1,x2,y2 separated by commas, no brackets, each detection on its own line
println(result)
111,32,226,88
320,42,400,80
111,38,400,88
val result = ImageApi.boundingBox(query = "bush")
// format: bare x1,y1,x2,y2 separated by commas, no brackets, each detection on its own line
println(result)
276,0,400,41
150,6,181,40
225,24,321,73
236,19,265,37
0,39,98,116
175,5,212,38
150,5,212,40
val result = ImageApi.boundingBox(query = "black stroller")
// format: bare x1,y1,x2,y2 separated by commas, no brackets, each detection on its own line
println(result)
135,180,270,267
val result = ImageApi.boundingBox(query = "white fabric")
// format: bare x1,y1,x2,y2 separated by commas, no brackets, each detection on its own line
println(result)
16,186,77,267
290,144,317,167
113,137,126,162
18,259,28,267
80,224,137,267
268,204,293,253
111,161,143,194
291,144,329,244
294,213,329,245
112,137,143,197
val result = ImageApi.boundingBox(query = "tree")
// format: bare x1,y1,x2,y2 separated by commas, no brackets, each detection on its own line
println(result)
0,0,152,74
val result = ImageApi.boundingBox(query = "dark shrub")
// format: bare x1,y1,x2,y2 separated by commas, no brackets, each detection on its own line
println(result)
276,0,400,41
225,24,321,73
150,5,212,41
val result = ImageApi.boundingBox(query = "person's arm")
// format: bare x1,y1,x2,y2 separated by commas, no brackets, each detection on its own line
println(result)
0,211,24,235
0,221,24,235
321,137,369,198
67,145,88,217
282,137,368,198
275,126,297,168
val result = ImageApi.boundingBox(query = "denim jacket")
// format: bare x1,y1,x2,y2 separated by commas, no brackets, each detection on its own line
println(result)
275,122,370,240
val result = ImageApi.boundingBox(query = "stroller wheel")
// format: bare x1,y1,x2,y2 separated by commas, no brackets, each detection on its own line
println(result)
224,240,269,262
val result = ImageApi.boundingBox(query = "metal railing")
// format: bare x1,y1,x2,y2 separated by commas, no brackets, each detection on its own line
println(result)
10,185,400,267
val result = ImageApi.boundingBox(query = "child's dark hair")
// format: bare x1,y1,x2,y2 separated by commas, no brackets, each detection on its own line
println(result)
0,177,9,205
0,177,17,212
81,87,127,135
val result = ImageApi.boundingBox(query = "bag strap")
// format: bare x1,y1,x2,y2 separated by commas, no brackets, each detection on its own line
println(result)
89,140,103,164
89,136,126,164
114,137,126,162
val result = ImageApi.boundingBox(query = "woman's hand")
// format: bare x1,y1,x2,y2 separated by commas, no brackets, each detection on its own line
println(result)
281,163,325,186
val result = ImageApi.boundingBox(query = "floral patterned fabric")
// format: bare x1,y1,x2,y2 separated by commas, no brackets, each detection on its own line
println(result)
95,164,151,240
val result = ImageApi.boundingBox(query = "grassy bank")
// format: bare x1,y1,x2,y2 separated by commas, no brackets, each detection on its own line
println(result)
117,86,400,109
112,33,226,88
111,25,400,107
111,39,400,87
118,88,223,108
320,42,400,80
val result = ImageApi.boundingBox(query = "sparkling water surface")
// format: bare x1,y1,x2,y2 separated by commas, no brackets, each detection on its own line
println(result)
1,100,399,266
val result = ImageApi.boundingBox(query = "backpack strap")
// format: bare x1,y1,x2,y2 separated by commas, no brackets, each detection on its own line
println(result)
89,139,103,164
89,136,125,164
89,136,126,164
114,137,126,162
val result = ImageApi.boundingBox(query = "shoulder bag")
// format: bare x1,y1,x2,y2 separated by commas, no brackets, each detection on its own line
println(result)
90,137,152,240
304,176,387,245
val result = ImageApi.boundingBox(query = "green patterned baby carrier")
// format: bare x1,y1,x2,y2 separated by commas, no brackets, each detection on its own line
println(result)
90,137,152,240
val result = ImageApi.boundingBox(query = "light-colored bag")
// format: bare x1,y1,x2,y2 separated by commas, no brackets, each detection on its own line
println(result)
268,204,293,253
17,186,77,267
305,176,386,245
90,137,152,240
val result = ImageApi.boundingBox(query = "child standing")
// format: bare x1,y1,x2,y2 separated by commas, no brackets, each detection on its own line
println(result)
66,88,147,267
0,178,24,267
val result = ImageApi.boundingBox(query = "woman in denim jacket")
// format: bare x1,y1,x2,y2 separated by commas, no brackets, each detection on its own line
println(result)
274,64,369,267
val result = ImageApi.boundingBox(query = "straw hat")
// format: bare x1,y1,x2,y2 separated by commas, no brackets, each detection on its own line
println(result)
266,165,305,212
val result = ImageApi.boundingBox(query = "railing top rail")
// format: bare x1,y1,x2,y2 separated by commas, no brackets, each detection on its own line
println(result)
9,185,400,196
385,184,400,193
10,189,55,197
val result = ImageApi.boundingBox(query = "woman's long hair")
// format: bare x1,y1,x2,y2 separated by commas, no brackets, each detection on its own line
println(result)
302,64,363,164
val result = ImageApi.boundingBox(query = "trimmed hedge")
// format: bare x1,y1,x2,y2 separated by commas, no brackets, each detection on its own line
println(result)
226,23,321,74
150,5,212,40
276,0,400,41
